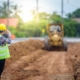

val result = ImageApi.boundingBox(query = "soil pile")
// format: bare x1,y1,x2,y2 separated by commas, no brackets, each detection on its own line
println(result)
6,39,44,65
67,43,80,80
1,40,80,80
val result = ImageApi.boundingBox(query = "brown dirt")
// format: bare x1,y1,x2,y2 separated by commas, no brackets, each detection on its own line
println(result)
1,39,80,80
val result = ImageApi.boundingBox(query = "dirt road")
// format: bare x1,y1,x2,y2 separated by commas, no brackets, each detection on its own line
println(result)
1,40,80,80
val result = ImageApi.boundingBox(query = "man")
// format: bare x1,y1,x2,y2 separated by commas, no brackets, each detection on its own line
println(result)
0,24,11,80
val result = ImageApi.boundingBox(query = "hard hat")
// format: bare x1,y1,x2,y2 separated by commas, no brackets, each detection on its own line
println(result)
0,24,7,31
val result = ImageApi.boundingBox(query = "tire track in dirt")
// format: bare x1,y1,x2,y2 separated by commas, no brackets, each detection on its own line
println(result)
2,50,73,80
23,51,74,80
29,51,73,74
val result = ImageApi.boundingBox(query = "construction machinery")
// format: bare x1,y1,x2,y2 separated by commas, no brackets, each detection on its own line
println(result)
44,23,68,51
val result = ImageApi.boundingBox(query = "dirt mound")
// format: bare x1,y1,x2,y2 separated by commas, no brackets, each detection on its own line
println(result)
6,39,44,65
61,42,80,80
1,40,80,80
67,43,80,80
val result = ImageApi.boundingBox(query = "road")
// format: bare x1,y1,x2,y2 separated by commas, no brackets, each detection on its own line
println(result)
12,37,80,43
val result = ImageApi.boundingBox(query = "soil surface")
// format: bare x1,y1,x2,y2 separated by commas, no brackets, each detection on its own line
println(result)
1,39,80,80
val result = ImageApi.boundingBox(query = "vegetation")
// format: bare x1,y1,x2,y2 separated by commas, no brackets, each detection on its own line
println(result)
0,2,80,37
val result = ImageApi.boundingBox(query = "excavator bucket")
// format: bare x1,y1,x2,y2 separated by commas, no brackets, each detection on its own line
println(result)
44,37,68,51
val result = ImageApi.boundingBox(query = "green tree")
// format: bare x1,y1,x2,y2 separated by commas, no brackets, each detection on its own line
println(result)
67,8,80,18
64,19,77,37
12,5,22,18
75,23,80,37
0,2,12,18
50,12,62,23
66,13,73,19
73,8,80,18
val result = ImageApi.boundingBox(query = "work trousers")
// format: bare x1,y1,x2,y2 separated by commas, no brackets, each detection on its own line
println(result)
0,59,5,76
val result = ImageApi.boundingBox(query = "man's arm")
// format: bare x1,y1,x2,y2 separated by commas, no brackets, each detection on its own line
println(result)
2,34,11,44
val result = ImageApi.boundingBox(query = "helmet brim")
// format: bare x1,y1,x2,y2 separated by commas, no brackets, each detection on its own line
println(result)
0,30,5,33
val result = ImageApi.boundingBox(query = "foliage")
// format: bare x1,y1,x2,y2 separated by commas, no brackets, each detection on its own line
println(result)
64,19,77,37
0,2,21,18
12,5,22,18
0,2,12,18
0,2,80,37
67,8,80,18
9,11,80,37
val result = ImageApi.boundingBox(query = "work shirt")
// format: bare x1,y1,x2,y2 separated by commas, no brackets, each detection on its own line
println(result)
0,34,11,46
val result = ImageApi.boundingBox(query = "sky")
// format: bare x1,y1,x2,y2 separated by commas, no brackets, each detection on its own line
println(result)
1,0,80,22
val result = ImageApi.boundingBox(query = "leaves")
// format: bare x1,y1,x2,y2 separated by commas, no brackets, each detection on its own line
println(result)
0,2,21,18
67,8,80,18
0,2,80,37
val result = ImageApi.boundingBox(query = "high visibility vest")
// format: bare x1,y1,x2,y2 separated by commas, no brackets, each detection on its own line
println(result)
0,44,10,60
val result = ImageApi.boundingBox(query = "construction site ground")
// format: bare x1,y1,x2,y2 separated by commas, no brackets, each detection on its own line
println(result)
1,39,80,80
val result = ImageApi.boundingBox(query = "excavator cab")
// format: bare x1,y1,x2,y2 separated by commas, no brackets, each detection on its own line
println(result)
50,25,61,32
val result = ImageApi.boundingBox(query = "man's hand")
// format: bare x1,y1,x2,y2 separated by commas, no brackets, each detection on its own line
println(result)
1,30,10,34
3,33,9,38
1,30,11,37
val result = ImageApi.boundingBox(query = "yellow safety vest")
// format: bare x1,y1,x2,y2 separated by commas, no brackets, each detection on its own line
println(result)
0,44,10,60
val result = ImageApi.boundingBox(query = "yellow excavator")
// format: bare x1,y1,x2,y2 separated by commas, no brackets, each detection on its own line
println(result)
44,23,68,51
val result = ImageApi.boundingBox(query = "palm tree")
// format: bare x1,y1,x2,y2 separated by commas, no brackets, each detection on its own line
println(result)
12,5,22,18
0,2,12,18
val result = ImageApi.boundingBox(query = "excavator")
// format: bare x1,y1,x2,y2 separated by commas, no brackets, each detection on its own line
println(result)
44,23,68,51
